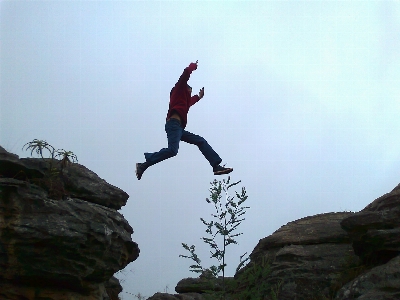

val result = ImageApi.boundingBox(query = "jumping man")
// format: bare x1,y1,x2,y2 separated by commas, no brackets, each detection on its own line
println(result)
136,60,233,180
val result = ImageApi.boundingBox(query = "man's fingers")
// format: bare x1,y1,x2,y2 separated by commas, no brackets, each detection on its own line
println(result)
198,87,204,98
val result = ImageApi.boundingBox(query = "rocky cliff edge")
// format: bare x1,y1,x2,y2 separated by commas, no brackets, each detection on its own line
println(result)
0,146,139,300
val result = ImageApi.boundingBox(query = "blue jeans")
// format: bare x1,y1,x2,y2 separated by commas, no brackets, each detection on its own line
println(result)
144,119,222,168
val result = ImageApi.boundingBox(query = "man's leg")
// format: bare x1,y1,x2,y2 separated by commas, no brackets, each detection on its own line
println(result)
136,119,182,180
180,130,232,175
181,130,222,168
145,119,182,165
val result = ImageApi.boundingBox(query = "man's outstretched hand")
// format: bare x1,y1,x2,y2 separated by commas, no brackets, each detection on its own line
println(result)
188,60,198,71
199,87,204,99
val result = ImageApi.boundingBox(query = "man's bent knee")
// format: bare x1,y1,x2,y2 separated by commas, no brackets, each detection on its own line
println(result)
167,147,179,157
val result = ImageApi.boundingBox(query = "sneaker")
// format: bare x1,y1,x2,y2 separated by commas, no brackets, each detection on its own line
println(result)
136,162,149,180
213,165,233,175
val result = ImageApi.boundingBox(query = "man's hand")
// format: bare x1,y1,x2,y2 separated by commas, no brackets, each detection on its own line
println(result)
188,60,198,71
199,87,204,99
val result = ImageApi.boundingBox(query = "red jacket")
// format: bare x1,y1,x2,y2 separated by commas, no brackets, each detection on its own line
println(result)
166,63,200,129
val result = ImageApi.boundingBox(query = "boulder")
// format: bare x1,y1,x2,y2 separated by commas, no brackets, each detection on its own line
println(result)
0,146,44,179
147,292,204,300
105,276,123,300
341,185,400,265
0,146,129,209
251,212,354,255
335,255,400,300
336,183,400,299
244,212,357,300
61,163,129,210
0,280,111,300
0,146,139,299
0,178,138,296
175,275,234,294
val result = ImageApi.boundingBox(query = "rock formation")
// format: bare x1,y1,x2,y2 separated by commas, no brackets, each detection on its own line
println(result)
147,292,204,300
0,146,139,300
245,212,357,299
336,184,400,299
150,183,400,299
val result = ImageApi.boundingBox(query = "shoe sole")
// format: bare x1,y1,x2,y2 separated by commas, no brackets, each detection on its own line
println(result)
214,168,233,175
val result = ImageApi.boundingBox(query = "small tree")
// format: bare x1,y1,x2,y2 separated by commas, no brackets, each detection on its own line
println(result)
22,139,78,199
23,139,78,171
23,139,57,170
180,177,249,295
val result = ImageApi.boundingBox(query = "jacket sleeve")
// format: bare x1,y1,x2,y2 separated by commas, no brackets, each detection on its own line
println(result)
189,95,200,107
175,68,191,88
175,63,197,88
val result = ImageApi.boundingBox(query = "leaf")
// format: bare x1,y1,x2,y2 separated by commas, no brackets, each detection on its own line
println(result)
209,265,219,277
189,265,202,270
227,180,241,190
189,269,203,273
200,218,209,226
202,237,213,243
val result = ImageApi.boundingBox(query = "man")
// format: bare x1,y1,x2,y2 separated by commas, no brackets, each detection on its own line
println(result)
136,60,233,180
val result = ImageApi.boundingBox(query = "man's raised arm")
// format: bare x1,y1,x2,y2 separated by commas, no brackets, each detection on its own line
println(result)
175,61,198,87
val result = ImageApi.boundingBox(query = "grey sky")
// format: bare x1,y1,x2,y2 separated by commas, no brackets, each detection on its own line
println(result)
1,0,400,297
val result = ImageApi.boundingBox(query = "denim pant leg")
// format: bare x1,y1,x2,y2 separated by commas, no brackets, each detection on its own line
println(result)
181,130,222,168
144,119,183,166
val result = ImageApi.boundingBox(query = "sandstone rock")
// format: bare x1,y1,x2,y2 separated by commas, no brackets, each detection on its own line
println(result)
147,292,204,300
0,146,44,179
0,177,138,296
335,184,400,299
175,276,234,294
61,163,129,210
341,185,400,265
105,276,123,300
244,212,357,300
0,146,129,209
335,255,400,300
0,146,139,299
0,280,111,300
251,212,354,257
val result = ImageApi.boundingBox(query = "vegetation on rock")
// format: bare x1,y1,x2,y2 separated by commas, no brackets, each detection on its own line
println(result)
180,177,249,298
22,139,78,199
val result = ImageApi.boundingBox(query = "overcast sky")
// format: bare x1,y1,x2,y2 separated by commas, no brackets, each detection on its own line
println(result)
1,0,400,298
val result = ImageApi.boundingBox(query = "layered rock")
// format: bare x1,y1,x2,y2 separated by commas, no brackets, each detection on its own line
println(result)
175,269,233,294
147,292,204,300
336,184,400,299
0,145,129,209
0,146,139,299
335,255,400,300
60,162,129,210
245,212,356,299
341,185,400,265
